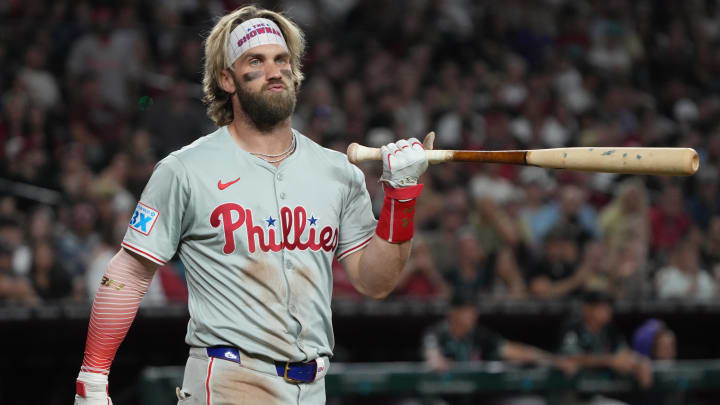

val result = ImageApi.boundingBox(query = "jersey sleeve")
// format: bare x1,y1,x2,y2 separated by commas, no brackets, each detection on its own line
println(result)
336,164,377,261
122,155,189,265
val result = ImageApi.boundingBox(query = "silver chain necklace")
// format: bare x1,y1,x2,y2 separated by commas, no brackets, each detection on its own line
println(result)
250,134,296,163
249,133,296,158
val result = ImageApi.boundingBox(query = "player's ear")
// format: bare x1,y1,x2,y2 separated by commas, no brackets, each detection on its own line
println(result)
219,68,236,94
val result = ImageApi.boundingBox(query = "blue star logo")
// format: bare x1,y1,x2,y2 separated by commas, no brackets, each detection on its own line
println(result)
308,216,318,226
266,216,276,227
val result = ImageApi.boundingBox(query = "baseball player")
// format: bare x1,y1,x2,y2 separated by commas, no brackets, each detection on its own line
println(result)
74,5,432,405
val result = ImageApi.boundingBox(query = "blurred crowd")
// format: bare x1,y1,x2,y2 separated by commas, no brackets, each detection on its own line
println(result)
0,0,719,312
419,291,679,404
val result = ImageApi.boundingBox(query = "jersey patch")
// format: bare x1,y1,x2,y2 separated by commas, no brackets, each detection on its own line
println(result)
129,202,159,235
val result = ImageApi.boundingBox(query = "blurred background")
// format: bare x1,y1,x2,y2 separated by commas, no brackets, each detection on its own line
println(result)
1,0,720,404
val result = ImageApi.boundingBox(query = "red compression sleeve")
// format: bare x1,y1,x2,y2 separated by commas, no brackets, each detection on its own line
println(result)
375,183,423,243
81,249,154,375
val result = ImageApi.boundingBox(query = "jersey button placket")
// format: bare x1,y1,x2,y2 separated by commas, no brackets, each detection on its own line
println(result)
277,172,285,200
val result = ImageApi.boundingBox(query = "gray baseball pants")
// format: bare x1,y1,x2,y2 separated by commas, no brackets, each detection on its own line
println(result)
176,348,327,405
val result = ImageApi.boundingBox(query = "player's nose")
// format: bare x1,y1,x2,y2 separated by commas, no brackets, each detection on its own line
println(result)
265,61,283,80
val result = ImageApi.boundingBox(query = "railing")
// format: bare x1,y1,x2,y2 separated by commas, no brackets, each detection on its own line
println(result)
139,360,720,404
6,298,720,321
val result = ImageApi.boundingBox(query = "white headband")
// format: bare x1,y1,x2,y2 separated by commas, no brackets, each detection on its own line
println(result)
226,18,289,68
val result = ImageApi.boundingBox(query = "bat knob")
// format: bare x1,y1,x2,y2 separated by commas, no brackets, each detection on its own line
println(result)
347,143,360,164
347,142,382,164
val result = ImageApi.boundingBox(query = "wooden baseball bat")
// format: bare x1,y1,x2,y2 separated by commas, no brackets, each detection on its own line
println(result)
346,144,699,176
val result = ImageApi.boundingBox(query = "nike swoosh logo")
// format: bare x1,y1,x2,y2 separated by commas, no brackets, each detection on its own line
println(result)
218,177,241,190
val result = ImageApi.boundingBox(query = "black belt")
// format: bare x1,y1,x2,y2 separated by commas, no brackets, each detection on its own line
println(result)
206,347,318,383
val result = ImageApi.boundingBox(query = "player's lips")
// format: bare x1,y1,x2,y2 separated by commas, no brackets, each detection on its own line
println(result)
266,83,286,91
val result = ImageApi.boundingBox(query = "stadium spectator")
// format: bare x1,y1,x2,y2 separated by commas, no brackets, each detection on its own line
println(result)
141,78,214,157
443,228,525,300
598,177,650,254
527,226,601,300
631,319,680,405
423,294,576,374
17,43,61,110
517,167,557,249
527,184,599,246
436,89,485,149
586,236,650,300
55,201,101,279
0,240,37,306
686,167,720,231
27,205,54,244
0,90,32,178
558,290,653,400
632,319,677,361
470,174,525,253
29,239,72,302
125,128,160,195
650,182,691,258
0,216,31,277
65,4,142,112
393,234,450,299
588,21,635,76
92,152,135,209
655,239,716,301
427,186,471,272
293,74,346,144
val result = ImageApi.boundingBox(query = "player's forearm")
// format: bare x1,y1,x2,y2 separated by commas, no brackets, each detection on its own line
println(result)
80,248,156,374
532,273,585,299
501,342,555,365
350,181,422,298
355,236,412,298
344,136,429,298
545,279,580,298
564,354,613,368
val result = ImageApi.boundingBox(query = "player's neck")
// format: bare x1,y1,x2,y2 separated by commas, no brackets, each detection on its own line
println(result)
227,117,294,158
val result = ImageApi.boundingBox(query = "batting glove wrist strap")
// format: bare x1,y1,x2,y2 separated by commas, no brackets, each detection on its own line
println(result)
376,183,423,243
76,371,109,400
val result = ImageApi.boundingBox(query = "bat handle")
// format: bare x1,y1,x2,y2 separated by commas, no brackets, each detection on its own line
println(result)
347,143,381,164
347,143,452,164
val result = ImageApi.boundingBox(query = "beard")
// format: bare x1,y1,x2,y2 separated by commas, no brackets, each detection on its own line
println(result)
232,73,296,132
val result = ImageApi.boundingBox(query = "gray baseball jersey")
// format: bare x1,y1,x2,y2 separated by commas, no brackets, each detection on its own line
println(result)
122,126,376,362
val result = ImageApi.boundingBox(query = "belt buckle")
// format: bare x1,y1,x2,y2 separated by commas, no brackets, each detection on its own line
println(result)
282,362,303,383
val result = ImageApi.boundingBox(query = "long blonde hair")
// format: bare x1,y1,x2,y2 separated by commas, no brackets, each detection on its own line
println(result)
599,177,650,251
202,5,306,126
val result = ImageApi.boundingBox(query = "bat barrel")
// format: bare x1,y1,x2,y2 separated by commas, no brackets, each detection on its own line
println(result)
526,147,699,176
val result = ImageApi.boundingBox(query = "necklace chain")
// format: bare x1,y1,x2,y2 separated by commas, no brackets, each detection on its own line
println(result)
249,133,296,158
250,134,297,163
